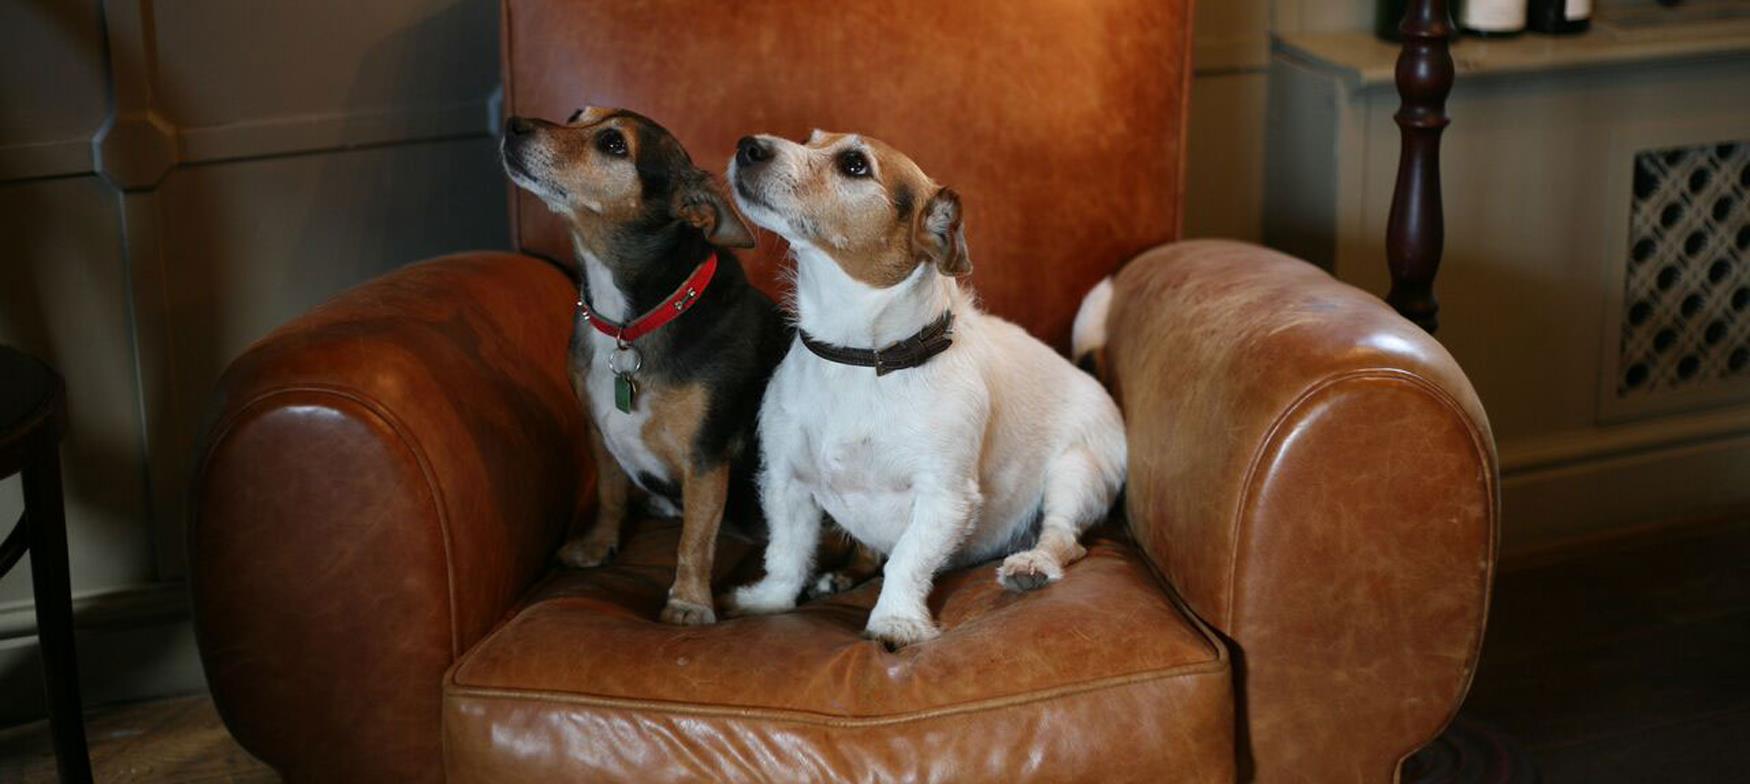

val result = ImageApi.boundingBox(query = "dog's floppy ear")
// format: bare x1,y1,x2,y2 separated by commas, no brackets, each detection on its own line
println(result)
912,187,971,277
673,172,756,249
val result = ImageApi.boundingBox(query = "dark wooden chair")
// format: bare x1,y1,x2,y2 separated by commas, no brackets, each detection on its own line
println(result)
0,346,92,784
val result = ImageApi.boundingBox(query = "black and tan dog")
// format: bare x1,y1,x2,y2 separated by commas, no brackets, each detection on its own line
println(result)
500,107,790,625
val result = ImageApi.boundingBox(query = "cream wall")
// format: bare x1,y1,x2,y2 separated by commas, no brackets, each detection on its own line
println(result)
1291,47,1750,553
1206,0,1750,554
1184,0,1372,242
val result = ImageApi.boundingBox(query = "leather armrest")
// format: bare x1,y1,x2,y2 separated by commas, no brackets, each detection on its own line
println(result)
190,252,585,782
1107,240,1498,782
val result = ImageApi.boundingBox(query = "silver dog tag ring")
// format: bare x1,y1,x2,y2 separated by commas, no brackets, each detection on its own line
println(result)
607,344,643,375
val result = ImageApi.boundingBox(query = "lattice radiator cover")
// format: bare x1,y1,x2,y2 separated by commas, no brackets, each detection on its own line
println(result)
1613,141,1750,413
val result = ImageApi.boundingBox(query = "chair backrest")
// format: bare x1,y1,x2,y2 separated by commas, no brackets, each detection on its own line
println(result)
502,0,1194,345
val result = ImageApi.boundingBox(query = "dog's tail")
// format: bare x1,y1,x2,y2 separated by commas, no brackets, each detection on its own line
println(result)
1071,276,1115,381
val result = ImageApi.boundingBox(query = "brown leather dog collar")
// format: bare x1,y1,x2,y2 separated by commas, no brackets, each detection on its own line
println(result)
799,311,955,376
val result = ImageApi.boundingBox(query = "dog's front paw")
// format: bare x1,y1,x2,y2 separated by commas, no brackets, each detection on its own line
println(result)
804,571,859,601
556,535,618,569
997,550,1064,592
864,613,940,650
724,582,797,617
660,597,717,626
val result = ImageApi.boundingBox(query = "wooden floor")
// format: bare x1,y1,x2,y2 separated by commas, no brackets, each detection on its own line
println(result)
0,517,1745,782
1461,515,1750,782
0,695,271,783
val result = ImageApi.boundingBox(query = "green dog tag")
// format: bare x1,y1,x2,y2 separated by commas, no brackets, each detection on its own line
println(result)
614,373,636,413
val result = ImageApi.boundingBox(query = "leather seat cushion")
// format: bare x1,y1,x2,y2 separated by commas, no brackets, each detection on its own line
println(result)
442,519,1235,782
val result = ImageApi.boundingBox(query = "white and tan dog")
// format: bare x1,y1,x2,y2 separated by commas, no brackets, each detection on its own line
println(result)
725,131,1127,648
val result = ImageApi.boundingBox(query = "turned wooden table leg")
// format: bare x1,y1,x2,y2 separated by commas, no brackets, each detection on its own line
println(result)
1385,0,1455,333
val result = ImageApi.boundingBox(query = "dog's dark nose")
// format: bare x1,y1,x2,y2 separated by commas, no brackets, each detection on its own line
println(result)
736,136,773,167
505,116,535,136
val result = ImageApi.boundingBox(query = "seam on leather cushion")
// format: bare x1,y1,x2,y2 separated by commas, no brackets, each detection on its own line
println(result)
442,537,1231,727
444,657,1227,728
201,383,459,658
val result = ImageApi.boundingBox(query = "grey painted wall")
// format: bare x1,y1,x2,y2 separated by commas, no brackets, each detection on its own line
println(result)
0,0,507,725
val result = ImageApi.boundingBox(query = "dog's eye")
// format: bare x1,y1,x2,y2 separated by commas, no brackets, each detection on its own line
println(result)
595,129,628,157
837,150,872,178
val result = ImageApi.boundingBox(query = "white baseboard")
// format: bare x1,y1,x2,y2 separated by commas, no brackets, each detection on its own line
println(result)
1500,423,1750,555
0,614,205,727
1500,405,1750,475
0,581,202,725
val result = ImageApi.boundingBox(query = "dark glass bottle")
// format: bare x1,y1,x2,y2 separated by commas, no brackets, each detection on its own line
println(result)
1529,0,1591,34
1377,0,1408,41
1380,0,1466,42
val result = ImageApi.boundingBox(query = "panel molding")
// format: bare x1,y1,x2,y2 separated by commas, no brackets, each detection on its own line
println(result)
115,188,186,579
177,101,496,164
0,1,497,188
94,111,179,191
0,138,94,183
0,103,495,187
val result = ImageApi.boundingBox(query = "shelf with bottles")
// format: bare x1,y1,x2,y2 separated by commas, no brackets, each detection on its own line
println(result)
1284,4,1750,88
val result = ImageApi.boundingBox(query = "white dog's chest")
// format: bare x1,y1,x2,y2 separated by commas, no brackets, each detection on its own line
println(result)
782,378,935,553
807,432,904,491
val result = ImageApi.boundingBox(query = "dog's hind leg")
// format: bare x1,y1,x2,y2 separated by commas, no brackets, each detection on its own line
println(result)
997,445,1114,592
558,422,629,568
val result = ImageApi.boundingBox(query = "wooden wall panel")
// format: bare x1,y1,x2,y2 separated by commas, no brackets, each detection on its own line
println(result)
152,0,499,129
0,177,155,605
0,0,505,722
0,3,111,179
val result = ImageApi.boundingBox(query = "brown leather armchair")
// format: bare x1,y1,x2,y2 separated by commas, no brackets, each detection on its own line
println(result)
190,2,1496,781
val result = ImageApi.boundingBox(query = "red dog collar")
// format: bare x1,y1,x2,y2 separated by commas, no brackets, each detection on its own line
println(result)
579,253,717,343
